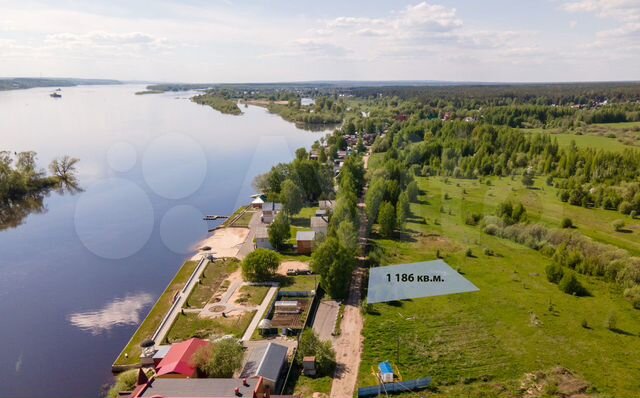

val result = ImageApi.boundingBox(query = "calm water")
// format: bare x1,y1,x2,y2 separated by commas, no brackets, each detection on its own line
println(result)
0,85,327,397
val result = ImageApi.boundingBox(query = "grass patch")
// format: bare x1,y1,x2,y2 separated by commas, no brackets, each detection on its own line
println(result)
280,275,318,292
229,210,255,228
114,260,199,366
293,374,333,397
167,311,255,342
186,258,239,308
236,285,270,306
358,174,640,396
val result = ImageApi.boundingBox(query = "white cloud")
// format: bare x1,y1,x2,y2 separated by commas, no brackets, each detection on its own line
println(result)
563,0,640,21
44,31,172,52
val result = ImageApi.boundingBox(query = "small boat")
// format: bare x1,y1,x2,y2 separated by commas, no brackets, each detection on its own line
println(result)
50,92,62,98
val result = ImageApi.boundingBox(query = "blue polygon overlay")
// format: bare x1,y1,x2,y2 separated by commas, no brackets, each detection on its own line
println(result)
367,259,479,304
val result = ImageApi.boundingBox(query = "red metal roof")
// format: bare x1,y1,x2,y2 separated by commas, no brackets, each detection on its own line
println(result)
156,338,210,378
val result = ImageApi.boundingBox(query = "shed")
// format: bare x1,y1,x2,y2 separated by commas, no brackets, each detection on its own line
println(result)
296,231,316,254
261,202,282,224
302,356,316,376
378,361,394,383
156,338,210,378
255,226,272,250
318,200,334,210
310,216,328,236
251,196,265,209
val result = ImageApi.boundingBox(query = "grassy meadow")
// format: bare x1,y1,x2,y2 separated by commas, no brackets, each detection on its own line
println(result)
358,173,640,396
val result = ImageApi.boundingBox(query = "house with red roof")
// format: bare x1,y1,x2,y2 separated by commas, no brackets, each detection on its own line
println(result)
155,338,209,378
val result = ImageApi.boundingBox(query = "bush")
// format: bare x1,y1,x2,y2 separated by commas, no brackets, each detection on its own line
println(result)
558,271,588,296
560,218,573,229
607,312,618,330
581,319,589,329
107,369,139,398
193,339,244,378
465,213,482,226
465,248,473,257
613,219,625,231
483,248,495,256
483,224,500,236
546,263,564,284
623,285,640,309
242,249,280,282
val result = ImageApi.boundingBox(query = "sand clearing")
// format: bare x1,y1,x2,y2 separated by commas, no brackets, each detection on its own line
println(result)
193,228,250,260
277,260,310,275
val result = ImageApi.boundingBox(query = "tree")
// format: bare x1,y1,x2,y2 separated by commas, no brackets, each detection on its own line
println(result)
193,339,244,378
378,201,396,237
295,147,308,161
48,155,79,183
396,191,410,230
242,249,280,282
297,329,336,376
311,237,355,299
406,180,419,202
336,220,358,253
521,168,535,188
269,212,291,251
280,179,304,215
365,178,385,224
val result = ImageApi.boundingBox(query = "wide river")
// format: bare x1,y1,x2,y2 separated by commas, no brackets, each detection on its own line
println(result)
0,85,328,397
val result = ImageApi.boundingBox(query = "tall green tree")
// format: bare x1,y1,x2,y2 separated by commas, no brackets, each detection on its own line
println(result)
311,237,355,299
192,339,244,378
378,201,396,237
268,212,291,250
280,179,304,214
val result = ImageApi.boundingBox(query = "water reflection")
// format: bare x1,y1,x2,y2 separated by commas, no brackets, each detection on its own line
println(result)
68,292,154,335
0,179,82,231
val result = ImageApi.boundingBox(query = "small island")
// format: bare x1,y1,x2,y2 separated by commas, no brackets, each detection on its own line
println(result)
192,93,242,115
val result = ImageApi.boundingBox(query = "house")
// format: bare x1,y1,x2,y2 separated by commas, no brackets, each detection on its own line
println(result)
310,216,328,236
261,202,282,224
318,200,334,210
296,231,316,254
336,150,347,159
240,342,289,392
130,376,295,398
155,338,210,378
255,226,272,250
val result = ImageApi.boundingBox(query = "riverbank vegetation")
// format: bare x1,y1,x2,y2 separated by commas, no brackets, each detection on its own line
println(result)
0,151,80,230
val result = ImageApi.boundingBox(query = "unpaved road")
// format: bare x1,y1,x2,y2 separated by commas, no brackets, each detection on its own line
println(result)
329,268,364,398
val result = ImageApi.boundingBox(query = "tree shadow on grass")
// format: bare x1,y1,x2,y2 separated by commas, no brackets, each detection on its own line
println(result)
610,328,635,336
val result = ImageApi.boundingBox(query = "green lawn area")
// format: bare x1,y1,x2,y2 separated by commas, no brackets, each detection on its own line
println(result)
186,258,239,308
114,260,199,366
552,133,632,152
167,310,255,343
236,285,270,306
358,175,640,396
293,374,333,397
229,210,256,228
280,275,318,292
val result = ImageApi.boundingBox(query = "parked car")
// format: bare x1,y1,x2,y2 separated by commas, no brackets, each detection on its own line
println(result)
286,269,297,276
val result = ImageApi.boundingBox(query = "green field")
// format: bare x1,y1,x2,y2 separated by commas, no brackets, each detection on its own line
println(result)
236,285,270,306
522,122,640,151
358,175,640,397
552,133,632,152
114,260,199,366
280,275,318,292
187,258,239,308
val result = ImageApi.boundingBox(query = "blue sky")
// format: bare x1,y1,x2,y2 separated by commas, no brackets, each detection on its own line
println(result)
0,0,638,82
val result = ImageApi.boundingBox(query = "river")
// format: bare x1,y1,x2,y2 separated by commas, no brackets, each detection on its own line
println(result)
0,84,328,397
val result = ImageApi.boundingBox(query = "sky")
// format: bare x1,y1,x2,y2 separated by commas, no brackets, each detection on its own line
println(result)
0,0,639,83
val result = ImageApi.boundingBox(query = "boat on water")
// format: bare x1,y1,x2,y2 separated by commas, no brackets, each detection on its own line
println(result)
50,92,62,98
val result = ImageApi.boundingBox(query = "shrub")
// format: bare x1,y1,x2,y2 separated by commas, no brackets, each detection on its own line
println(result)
297,329,336,376
193,339,244,378
607,312,618,330
558,271,588,296
612,219,625,231
107,369,139,398
581,319,589,329
465,248,473,257
465,213,482,226
623,285,640,309
631,210,638,219
484,224,500,236
483,248,495,256
546,263,564,284
560,218,573,229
